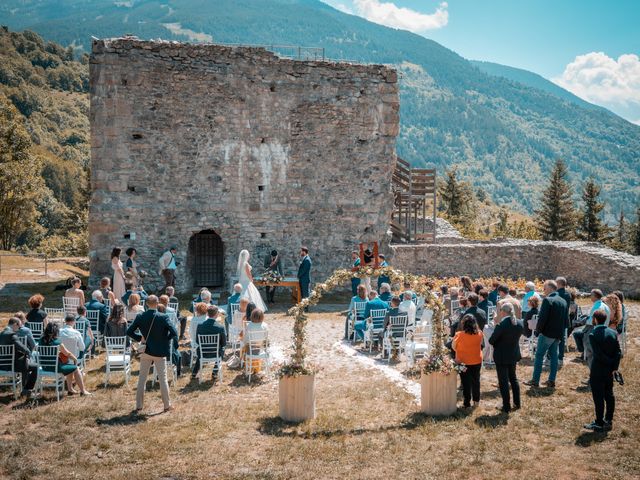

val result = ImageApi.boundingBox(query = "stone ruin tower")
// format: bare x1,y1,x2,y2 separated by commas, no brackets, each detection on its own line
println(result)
89,37,399,291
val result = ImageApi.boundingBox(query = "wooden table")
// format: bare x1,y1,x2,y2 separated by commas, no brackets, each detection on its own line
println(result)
254,276,301,304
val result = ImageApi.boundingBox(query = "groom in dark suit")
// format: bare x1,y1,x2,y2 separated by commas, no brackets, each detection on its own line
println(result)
297,247,312,300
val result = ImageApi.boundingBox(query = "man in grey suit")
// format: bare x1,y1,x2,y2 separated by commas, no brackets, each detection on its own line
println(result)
127,295,178,413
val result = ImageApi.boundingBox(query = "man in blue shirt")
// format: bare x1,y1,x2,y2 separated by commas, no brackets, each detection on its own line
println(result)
572,289,610,364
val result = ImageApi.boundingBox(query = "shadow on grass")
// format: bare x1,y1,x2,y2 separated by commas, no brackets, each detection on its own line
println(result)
229,373,268,388
179,377,216,393
257,409,472,439
474,412,509,428
525,386,555,397
575,430,609,447
96,410,148,426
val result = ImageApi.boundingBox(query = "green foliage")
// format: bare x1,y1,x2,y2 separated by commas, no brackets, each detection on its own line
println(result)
633,207,640,256
438,167,476,232
576,178,609,242
536,159,576,240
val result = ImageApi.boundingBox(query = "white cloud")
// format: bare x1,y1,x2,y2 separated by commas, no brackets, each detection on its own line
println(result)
553,52,640,122
352,0,449,33
332,2,354,14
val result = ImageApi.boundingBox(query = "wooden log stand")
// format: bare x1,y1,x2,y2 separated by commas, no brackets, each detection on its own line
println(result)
279,374,316,422
420,372,457,415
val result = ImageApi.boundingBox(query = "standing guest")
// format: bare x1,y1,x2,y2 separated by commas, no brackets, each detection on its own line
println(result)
39,323,91,396
350,250,361,296
584,309,621,431
105,303,129,340
612,291,626,336
460,276,473,295
14,312,36,352
463,293,487,331
126,293,145,323
263,250,283,304
520,282,540,316
347,284,368,340
604,293,623,331
75,305,94,354
26,294,48,327
488,280,500,307
0,317,38,397
86,290,109,334
496,284,522,321
572,289,610,364
377,254,390,293
64,277,85,305
192,305,226,381
477,289,494,322
489,303,524,412
379,283,392,303
555,277,571,365
190,303,209,349
99,277,117,306
524,280,567,388
111,247,126,301
121,280,148,306
297,247,312,300
127,295,177,413
452,314,483,408
158,246,179,293
398,291,417,326
125,247,140,287
523,296,540,338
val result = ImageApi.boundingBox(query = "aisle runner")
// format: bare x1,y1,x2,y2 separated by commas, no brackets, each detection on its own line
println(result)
334,341,421,405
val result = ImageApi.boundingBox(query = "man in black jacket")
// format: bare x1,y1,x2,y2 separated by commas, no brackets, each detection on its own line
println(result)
555,276,572,364
524,280,568,388
584,309,621,431
463,293,487,331
127,295,178,413
0,317,38,397
489,303,524,412
192,305,227,382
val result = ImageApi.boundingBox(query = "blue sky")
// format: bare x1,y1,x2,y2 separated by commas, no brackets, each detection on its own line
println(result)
323,0,640,124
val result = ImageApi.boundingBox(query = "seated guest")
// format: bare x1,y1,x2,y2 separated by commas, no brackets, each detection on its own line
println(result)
99,277,117,306
159,295,176,318
192,305,227,381
380,296,402,345
39,323,91,396
0,317,38,397
14,311,36,352
488,280,500,307
86,290,109,333
356,291,389,340
583,309,621,431
489,303,524,412
460,276,473,295
59,315,86,384
105,303,129,341
75,305,94,354
523,295,540,338
26,294,48,327
346,284,368,340
464,293,487,331
497,284,522,321
521,282,540,316
477,289,493,321
379,283,392,303
612,291,626,336
402,281,417,301
604,293,623,331
225,283,243,334
126,293,145,323
189,302,209,347
165,286,179,305
452,314,483,408
165,286,187,340
573,289,610,363
121,280,148,306
190,288,212,313
399,291,417,326
64,277,85,305
242,308,268,374
158,304,182,376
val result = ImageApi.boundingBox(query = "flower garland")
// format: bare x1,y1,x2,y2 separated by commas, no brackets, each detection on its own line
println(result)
279,265,456,378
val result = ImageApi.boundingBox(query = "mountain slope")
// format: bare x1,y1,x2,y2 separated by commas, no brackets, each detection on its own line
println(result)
1,0,638,219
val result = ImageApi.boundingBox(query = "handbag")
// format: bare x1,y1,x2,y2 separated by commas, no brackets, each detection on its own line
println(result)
138,313,157,354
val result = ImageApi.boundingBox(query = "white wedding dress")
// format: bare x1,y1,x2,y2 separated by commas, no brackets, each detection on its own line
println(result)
239,263,267,312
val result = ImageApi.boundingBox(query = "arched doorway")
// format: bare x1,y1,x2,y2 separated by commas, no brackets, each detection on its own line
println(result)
189,229,224,287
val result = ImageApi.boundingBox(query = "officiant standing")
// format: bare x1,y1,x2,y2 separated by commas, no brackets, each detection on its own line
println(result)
263,250,283,304
298,247,312,300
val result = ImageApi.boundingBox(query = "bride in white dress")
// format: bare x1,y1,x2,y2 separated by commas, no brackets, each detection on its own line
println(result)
237,250,267,312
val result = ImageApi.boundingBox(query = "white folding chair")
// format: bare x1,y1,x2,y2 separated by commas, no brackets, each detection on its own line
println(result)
349,301,368,343
406,326,432,367
44,308,65,324
168,302,179,312
527,314,539,359
450,300,460,318
104,336,131,386
488,306,496,325
25,322,43,343
483,324,495,366
228,310,245,356
420,308,434,324
86,309,103,348
104,298,111,317
244,329,270,382
364,308,387,352
73,319,88,367
197,334,223,384
35,345,65,401
151,343,178,387
383,313,409,362
0,345,21,399
62,296,80,315
619,308,628,356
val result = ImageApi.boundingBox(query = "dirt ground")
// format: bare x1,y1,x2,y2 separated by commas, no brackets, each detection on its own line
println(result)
0,296,638,480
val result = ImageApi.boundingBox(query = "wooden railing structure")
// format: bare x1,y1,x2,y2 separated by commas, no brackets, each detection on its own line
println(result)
390,158,437,243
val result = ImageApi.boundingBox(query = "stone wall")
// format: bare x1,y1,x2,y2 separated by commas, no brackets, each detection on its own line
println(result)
89,37,399,291
390,240,640,298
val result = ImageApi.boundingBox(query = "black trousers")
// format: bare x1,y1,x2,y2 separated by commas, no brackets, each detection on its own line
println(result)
265,286,276,302
17,358,38,391
496,363,520,411
179,316,187,338
459,363,481,406
590,373,615,424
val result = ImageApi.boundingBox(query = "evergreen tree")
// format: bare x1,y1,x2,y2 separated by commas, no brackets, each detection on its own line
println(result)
495,208,510,237
608,209,629,252
576,178,608,241
633,207,640,255
438,167,476,231
536,159,576,240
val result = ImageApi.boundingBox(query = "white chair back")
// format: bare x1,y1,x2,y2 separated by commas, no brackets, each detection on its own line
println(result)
388,313,409,339
488,306,496,322
44,308,65,324
86,309,100,334
198,334,221,359
369,309,387,330
168,302,179,312
0,345,15,373
104,336,131,386
74,318,87,339
246,329,268,355
25,321,43,342
230,303,240,316
450,300,460,317
421,309,434,323
62,296,80,315
105,336,128,355
353,301,367,320
36,345,60,371
527,314,538,333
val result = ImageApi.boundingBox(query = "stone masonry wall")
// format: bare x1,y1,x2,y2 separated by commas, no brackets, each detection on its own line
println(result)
390,240,640,298
89,38,399,291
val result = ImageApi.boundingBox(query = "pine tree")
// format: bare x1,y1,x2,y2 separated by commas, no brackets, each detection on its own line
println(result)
438,167,476,230
536,159,576,240
576,178,608,241
633,206,640,255
608,209,629,252
494,208,510,237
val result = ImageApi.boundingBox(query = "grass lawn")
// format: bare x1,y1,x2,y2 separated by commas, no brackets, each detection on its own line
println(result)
0,283,637,479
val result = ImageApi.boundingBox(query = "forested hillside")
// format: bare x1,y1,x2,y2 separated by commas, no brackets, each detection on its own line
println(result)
1,0,638,221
